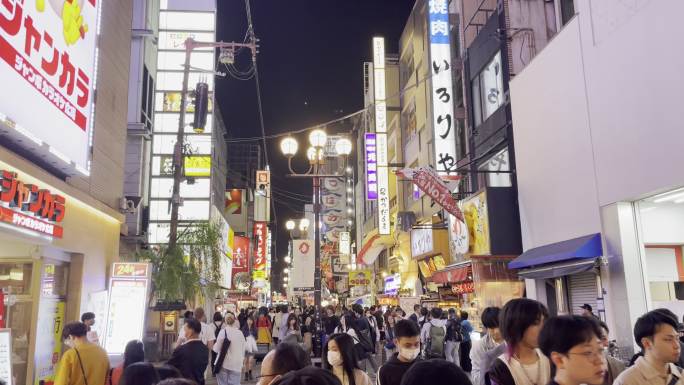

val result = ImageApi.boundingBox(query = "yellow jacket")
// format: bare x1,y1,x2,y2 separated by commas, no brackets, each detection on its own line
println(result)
54,342,110,385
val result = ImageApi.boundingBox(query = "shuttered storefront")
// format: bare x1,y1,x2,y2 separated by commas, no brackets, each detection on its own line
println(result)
569,272,598,316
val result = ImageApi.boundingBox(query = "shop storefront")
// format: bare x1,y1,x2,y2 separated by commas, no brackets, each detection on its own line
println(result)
0,153,123,385
509,234,604,317
410,226,451,298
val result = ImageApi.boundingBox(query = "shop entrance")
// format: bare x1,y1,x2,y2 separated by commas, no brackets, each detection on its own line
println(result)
637,188,684,319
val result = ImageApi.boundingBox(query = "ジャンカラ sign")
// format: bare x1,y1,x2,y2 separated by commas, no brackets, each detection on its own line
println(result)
0,170,65,238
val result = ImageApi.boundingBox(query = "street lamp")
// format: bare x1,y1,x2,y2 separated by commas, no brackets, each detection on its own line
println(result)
284,256,291,264
284,268,290,274
299,218,310,232
279,130,353,355
285,220,296,231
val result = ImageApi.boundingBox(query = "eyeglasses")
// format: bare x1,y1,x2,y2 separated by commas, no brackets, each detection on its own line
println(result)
567,347,606,362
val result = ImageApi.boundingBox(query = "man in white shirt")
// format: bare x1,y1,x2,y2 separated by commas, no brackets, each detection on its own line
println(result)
177,308,215,350
214,312,246,385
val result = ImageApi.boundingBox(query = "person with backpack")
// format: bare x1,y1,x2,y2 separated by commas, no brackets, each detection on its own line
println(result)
208,312,225,375
445,308,463,365
420,307,447,359
351,305,379,372
459,311,474,372
213,312,246,385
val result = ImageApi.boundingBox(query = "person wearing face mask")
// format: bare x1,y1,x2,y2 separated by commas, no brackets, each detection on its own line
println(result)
539,316,607,385
167,318,209,385
324,333,372,385
377,320,422,385
487,298,550,385
55,322,109,385
213,312,246,385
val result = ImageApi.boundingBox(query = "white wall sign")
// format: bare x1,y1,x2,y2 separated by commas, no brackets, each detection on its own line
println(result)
339,231,351,256
373,36,390,235
292,240,315,291
0,0,101,174
411,228,434,257
428,0,457,174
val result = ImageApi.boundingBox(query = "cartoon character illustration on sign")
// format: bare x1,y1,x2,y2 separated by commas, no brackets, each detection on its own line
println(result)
36,0,90,45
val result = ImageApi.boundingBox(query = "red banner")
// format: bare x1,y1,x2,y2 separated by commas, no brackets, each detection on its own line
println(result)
404,167,463,222
232,236,250,274
253,222,267,272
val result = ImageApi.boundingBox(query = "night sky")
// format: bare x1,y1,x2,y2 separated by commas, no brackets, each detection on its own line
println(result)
215,1,416,293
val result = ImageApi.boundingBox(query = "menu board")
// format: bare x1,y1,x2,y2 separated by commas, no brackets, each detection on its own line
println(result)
0,329,12,385
33,300,64,385
104,263,150,354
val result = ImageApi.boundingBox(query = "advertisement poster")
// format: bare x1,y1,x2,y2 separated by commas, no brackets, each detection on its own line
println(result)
462,191,491,255
224,189,243,215
253,222,267,281
0,0,100,172
232,236,250,290
86,291,108,344
33,300,64,385
348,270,371,287
105,263,150,355
417,255,446,278
292,240,314,291
0,329,11,385
448,213,469,262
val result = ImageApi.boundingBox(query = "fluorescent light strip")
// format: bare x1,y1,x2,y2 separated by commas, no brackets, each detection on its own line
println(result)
653,190,684,203
48,147,72,164
14,123,43,146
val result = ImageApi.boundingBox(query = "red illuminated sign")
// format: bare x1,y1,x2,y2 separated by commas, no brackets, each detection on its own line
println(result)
0,170,65,237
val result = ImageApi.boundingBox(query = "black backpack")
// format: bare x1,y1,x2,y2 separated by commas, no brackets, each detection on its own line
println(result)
214,321,224,339
448,319,463,342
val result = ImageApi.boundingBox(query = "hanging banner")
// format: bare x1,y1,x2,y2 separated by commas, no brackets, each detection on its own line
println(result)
397,167,463,221
232,236,250,290
292,240,315,291
323,178,345,193
448,213,469,262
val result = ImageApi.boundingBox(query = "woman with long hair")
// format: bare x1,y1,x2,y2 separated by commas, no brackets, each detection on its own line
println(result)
281,313,303,345
242,316,258,381
120,362,159,385
383,311,397,361
110,340,145,385
487,298,550,385
324,333,372,385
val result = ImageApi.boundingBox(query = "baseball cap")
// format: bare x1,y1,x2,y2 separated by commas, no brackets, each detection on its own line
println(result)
581,304,593,312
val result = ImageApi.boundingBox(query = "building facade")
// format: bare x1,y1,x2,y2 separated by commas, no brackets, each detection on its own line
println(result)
508,0,684,358
0,0,133,383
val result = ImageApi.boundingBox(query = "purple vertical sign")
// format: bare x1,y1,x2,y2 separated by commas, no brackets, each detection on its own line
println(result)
365,133,378,200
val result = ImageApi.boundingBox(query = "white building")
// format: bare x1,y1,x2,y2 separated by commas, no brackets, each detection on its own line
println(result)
510,0,684,357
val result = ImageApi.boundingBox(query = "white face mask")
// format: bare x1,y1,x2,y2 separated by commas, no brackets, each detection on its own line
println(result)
327,351,343,367
398,347,420,361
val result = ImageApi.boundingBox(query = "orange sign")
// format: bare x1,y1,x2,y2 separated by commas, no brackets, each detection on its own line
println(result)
112,263,149,278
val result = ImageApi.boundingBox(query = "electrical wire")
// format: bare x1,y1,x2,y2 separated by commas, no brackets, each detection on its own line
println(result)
224,64,445,143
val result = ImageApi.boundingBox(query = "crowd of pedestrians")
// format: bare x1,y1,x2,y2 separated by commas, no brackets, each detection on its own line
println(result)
50,300,684,385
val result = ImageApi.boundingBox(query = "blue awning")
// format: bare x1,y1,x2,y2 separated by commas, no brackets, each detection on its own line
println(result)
509,233,603,270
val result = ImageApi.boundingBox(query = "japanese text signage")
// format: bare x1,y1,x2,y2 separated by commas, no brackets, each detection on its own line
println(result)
339,231,350,256
0,170,65,238
373,37,390,235
411,228,433,258
0,0,100,172
365,133,377,200
384,273,401,295
405,167,464,222
428,0,457,174
253,222,267,278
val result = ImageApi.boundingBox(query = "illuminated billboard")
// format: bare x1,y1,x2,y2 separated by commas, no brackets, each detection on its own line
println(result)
373,37,390,235
0,0,101,174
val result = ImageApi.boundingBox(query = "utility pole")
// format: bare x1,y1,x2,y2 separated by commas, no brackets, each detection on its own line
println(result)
168,38,258,249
